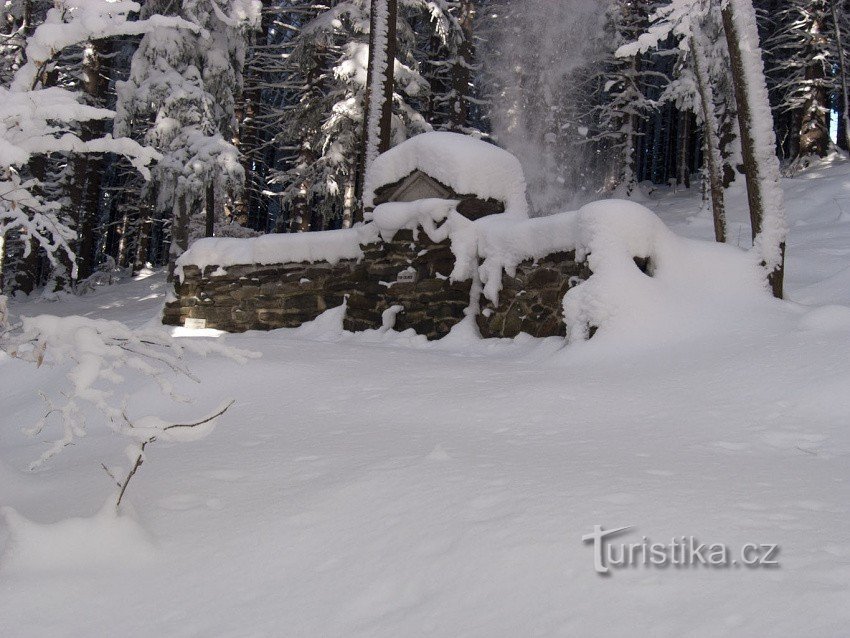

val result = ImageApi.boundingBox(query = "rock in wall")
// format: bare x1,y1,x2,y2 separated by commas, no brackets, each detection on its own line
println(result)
344,229,472,339
162,260,360,332
476,251,590,338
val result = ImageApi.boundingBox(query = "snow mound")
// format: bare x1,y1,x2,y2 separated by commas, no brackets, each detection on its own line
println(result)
363,132,529,217
561,200,773,347
1,503,155,574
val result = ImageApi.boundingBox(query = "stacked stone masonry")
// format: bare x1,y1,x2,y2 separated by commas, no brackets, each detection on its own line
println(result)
163,232,597,340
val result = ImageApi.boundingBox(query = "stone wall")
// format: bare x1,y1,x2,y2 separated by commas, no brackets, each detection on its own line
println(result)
162,259,360,332
476,251,591,339
163,232,608,340
344,229,472,339
163,229,473,339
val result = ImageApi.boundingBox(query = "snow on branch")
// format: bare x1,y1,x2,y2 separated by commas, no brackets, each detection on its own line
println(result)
12,0,202,92
2,313,258,472
0,1,198,277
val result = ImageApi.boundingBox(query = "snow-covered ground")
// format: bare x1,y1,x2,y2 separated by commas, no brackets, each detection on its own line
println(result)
3,159,850,637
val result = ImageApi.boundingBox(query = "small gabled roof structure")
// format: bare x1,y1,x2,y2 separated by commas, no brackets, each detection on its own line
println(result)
363,131,529,219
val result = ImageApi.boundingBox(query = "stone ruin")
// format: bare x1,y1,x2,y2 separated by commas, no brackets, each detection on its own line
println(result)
163,229,591,340
162,133,606,340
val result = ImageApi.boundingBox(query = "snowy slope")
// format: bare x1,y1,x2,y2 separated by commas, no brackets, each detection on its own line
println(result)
2,162,850,637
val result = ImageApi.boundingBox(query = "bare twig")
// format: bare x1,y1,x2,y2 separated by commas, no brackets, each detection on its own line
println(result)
100,463,121,488
116,440,150,510
163,400,235,431
114,400,235,510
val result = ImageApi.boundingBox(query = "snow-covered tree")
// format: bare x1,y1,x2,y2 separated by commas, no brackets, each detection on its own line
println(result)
0,0,188,297
270,0,456,229
115,0,260,271
593,0,657,196
616,0,730,241
723,0,787,297
764,0,834,161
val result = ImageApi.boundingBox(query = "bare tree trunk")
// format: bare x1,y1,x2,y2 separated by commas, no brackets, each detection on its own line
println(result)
722,0,787,298
676,110,691,188
205,182,215,238
168,196,190,280
691,35,727,243
798,8,830,158
450,0,475,130
116,199,132,268
69,40,111,282
133,207,153,273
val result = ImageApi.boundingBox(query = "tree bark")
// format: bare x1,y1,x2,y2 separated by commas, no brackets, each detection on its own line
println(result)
133,204,153,273
205,182,215,238
168,195,190,280
357,0,397,220
798,5,830,158
722,0,787,298
831,0,850,150
450,0,475,130
691,35,727,243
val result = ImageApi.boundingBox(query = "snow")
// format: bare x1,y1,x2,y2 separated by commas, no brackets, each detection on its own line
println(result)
561,200,770,346
175,227,369,276
363,131,530,216
1,502,155,574
3,160,850,635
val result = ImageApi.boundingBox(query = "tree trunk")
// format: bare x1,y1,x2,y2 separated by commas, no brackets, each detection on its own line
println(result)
722,0,787,298
133,205,153,273
691,35,727,243
69,40,111,282
168,195,190,280
676,109,691,188
205,182,215,238
450,0,475,131
798,7,830,158
358,0,398,219
341,172,356,229
831,0,850,151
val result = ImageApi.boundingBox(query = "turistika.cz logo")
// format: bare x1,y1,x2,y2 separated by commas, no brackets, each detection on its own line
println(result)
582,525,780,575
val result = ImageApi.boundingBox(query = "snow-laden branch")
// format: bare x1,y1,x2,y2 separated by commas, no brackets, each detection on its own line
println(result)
12,0,202,92
0,1,201,278
3,314,258,471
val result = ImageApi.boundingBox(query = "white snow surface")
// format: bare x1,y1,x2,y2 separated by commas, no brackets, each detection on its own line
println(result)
4,158,850,636
175,227,369,276
363,131,530,216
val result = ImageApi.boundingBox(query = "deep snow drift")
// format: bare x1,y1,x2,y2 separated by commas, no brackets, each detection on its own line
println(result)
2,159,850,637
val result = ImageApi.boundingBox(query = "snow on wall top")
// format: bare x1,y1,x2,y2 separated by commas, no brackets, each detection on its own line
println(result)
174,227,371,278
362,132,529,217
